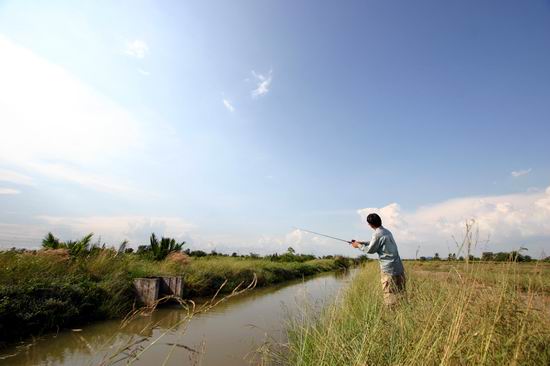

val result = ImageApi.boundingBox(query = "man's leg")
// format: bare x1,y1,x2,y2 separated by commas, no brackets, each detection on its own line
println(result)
394,273,406,302
380,273,406,307
380,273,396,306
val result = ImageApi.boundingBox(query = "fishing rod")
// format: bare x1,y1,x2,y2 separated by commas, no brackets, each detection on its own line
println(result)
293,227,352,244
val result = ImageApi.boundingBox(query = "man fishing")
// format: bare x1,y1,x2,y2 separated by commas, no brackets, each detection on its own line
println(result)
350,213,406,307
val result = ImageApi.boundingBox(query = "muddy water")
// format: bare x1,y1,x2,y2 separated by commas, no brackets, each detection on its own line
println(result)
1,269,357,366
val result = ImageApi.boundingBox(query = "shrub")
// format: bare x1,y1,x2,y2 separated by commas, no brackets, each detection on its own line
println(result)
334,256,351,269
0,281,107,346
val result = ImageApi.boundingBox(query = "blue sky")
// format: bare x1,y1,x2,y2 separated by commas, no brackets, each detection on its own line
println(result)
1,0,550,258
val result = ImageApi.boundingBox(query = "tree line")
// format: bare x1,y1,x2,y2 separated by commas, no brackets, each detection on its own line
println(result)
417,250,547,262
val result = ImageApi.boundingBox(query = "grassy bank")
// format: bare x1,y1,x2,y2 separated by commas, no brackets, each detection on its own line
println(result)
283,261,550,366
0,249,347,347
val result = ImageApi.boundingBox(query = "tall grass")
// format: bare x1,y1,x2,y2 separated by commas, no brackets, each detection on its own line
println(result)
283,261,550,365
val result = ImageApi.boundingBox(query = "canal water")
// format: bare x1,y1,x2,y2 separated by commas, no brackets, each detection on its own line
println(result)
0,269,357,366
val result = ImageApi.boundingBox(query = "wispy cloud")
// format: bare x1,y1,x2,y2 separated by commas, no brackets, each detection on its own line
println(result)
511,168,532,178
222,98,235,112
27,162,136,194
0,35,146,195
0,169,34,186
137,68,150,76
251,69,273,98
0,188,19,195
124,39,149,59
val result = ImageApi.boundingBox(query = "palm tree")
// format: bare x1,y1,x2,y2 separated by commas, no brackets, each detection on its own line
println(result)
149,233,185,261
42,232,62,249
42,232,93,256
66,233,93,256
117,240,129,256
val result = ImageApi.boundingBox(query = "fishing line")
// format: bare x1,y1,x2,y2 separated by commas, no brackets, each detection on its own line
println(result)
293,227,352,244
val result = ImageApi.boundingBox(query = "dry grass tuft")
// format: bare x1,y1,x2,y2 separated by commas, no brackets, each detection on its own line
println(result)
35,248,70,261
165,251,191,267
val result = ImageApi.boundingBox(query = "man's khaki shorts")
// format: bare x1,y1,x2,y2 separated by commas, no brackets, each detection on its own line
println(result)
380,272,406,306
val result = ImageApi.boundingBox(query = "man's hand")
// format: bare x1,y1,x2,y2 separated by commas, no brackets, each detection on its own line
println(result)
350,240,361,248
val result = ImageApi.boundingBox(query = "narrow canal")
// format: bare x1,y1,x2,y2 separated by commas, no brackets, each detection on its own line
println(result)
1,269,357,366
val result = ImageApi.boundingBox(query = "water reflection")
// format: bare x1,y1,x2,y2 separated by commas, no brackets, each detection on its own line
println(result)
0,269,356,366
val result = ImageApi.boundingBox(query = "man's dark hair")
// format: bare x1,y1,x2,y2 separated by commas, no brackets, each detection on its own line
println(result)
366,213,382,227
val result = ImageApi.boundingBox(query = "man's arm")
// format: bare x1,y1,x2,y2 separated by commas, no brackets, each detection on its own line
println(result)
350,240,368,248
352,232,381,254
363,233,382,254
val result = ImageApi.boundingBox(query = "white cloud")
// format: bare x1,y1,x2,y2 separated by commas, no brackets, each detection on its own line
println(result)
137,68,150,76
0,188,19,195
357,186,550,258
251,69,273,98
511,168,532,177
0,215,195,249
0,35,146,194
124,39,149,59
0,169,34,186
223,98,235,112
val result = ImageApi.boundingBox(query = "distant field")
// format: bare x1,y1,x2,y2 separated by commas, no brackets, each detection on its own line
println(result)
284,261,550,366
410,260,550,294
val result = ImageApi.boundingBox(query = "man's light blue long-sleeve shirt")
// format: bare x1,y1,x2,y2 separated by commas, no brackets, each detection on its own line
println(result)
359,226,405,276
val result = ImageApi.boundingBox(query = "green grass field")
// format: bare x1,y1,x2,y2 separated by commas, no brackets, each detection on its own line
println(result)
283,261,550,366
